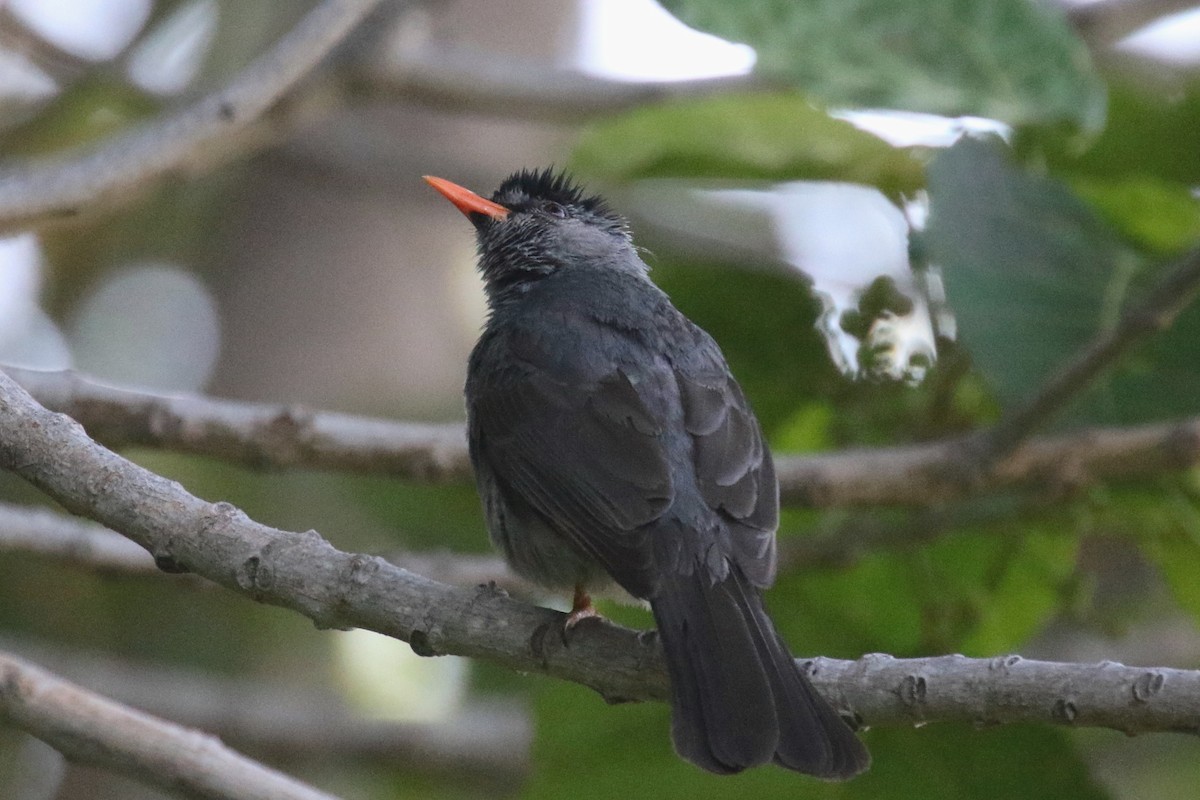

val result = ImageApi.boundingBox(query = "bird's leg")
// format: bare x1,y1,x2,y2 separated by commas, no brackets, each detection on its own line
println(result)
563,584,602,638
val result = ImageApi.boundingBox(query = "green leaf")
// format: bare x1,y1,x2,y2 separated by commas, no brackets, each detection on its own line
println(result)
1019,81,1200,188
1137,490,1200,626
1071,176,1200,256
570,93,925,198
774,504,1075,658
774,402,836,452
925,135,1133,409
951,524,1078,655
1089,298,1200,425
852,725,1110,800
648,259,843,431
660,0,1104,130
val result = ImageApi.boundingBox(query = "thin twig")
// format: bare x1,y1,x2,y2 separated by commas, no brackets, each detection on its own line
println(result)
813,652,1200,735
0,0,385,234
0,651,340,800
3,371,1200,732
981,245,1200,465
778,417,1200,507
8,366,1200,509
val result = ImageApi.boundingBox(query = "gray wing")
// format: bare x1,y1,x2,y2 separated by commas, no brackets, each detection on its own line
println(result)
675,338,779,588
471,357,673,596
470,317,778,595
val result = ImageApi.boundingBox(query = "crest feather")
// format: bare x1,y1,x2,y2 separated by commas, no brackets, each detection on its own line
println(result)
493,167,617,220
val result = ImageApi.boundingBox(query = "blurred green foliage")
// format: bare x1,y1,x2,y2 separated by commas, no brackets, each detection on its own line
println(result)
661,0,1106,130
572,92,926,198
925,135,1135,409
552,3,1200,799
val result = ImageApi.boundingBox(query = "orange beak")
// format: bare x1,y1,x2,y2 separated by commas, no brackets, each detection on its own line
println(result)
423,175,510,220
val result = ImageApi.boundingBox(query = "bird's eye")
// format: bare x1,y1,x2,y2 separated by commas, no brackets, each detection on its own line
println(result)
543,201,567,219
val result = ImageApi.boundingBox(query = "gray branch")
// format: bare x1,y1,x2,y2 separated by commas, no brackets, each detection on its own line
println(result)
0,650,340,800
0,500,160,573
4,366,471,482
1,636,530,784
818,652,1200,735
0,498,528,593
8,366,1200,509
0,0,385,234
778,416,1200,507
3,370,1200,734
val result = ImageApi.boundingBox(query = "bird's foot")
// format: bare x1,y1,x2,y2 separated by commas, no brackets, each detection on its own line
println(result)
561,586,603,644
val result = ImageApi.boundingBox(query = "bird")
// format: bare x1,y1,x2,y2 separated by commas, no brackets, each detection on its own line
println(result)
424,168,869,779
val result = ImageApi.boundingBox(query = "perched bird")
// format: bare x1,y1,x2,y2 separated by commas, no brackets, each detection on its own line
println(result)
425,168,869,778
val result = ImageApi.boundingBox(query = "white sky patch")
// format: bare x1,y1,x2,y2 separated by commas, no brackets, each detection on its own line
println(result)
0,49,58,105
833,109,1012,148
706,183,937,380
70,263,220,391
1119,7,1200,65
628,181,938,382
0,234,71,369
335,629,468,722
0,234,44,349
573,0,755,82
8,0,152,62
127,0,219,96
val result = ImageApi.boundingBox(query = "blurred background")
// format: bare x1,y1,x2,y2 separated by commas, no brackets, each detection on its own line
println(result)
1,0,1200,798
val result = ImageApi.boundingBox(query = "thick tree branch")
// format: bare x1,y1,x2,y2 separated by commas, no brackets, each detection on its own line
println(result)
0,370,670,706
3,370,1200,733
7,366,1200,509
817,652,1200,735
0,0,385,234
981,245,1200,465
0,651,339,800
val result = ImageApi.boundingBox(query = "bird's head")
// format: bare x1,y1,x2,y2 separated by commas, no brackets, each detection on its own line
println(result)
424,168,635,299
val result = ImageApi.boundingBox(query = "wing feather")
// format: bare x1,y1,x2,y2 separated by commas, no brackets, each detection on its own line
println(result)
472,362,671,593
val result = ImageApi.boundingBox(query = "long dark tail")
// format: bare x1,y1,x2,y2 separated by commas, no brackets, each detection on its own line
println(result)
650,563,870,778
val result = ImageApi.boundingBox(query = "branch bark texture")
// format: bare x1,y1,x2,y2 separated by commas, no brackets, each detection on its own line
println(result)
5,367,470,482
3,371,1200,735
9,366,1200,509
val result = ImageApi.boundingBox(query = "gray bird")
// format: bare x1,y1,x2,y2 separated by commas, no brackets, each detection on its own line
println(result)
425,168,869,778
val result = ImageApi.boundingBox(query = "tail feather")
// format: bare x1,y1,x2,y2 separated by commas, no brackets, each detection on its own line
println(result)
651,563,869,779
653,569,777,772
